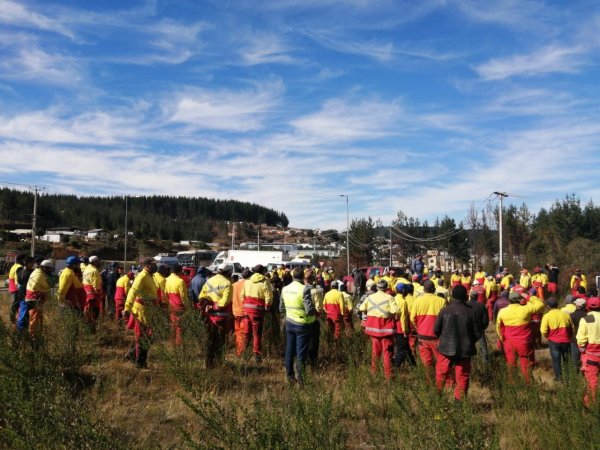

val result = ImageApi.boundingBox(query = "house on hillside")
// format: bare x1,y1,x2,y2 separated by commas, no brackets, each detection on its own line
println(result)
87,229,109,240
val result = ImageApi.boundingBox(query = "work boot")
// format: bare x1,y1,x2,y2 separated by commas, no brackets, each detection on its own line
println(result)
255,353,263,364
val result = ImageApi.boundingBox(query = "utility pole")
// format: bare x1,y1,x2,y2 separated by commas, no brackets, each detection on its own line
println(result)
389,225,392,267
340,194,350,276
124,196,128,268
257,225,261,251
231,222,235,250
31,187,38,257
493,192,508,267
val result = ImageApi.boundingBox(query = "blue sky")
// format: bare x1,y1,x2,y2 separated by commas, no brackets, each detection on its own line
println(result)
1,0,599,229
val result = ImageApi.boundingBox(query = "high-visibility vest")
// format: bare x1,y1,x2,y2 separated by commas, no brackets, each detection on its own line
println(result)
282,280,313,325
361,291,397,337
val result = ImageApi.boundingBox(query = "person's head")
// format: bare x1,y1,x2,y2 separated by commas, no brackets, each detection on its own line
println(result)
473,280,480,286
545,297,558,309
564,295,574,305
331,281,339,290
574,298,586,309
587,297,600,311
477,266,483,272
376,279,388,291
89,255,101,267
452,285,468,302
242,268,252,279
172,264,182,275
16,254,26,265
40,259,54,274
500,290,509,299
217,263,232,276
253,264,266,275
65,255,81,268
437,278,445,287
576,268,582,274
82,256,90,265
142,257,157,274
578,286,586,295
305,272,315,285
339,283,347,292
469,291,479,303
412,274,419,282
395,283,407,295
406,283,414,295
509,291,523,304
158,264,169,276
35,256,44,267
292,268,303,281
24,256,35,269
423,280,435,294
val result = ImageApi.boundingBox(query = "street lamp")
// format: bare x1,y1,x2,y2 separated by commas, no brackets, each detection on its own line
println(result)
340,194,350,276
124,195,140,269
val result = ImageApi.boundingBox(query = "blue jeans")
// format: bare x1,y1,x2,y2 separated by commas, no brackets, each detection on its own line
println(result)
285,322,310,382
548,341,571,380
16,300,31,331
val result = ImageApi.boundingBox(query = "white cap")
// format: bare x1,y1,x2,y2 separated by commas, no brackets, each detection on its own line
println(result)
473,280,480,285
40,259,54,268
217,263,229,271
89,256,100,263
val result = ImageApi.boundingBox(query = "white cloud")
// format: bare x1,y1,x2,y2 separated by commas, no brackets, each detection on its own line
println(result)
238,32,297,65
0,0,74,38
475,45,586,80
165,80,284,132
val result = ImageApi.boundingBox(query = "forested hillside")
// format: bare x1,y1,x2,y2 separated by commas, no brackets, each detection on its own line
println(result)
0,188,288,242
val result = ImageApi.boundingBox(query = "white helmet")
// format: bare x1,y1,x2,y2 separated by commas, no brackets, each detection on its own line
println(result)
40,259,54,268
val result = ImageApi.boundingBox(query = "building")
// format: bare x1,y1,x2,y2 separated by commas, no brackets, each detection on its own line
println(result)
87,229,109,240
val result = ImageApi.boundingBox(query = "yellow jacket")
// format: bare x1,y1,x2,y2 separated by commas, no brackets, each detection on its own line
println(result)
394,294,410,334
58,267,83,301
576,311,600,358
125,269,159,324
26,268,50,295
519,274,531,288
83,264,102,292
201,273,233,308
570,274,587,289
8,262,22,292
165,273,189,303
342,291,353,313
154,272,167,304
323,289,345,317
240,273,272,308
484,279,498,298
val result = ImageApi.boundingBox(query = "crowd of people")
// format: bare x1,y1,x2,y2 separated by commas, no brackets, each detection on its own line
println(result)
5,254,600,405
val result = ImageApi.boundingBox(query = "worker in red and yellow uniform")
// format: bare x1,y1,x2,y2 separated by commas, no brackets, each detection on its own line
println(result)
576,296,600,406
8,254,25,324
450,270,462,288
471,280,486,304
527,288,546,348
394,283,415,367
570,269,587,296
114,271,132,322
241,264,272,362
474,267,486,285
153,264,169,308
540,297,574,381
82,256,104,327
323,281,345,340
460,270,472,293
201,263,233,367
496,291,544,382
165,265,189,346
340,283,354,333
410,280,447,383
519,269,531,289
484,276,498,322
411,274,422,295
233,270,251,356
19,259,54,338
360,279,398,379
500,270,513,291
531,267,548,300
58,256,85,312
124,258,159,368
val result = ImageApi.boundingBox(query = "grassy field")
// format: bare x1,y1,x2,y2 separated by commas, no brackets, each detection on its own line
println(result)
0,291,599,450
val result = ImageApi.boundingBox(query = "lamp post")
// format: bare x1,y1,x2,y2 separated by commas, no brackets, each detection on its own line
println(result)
340,194,350,276
124,196,129,269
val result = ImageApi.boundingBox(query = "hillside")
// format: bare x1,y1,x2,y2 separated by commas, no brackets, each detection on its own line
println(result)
0,188,288,243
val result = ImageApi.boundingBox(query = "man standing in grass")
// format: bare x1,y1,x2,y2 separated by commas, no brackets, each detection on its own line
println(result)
8,254,25,324
541,297,574,381
241,264,273,363
410,280,447,383
434,285,481,400
280,268,316,384
576,296,600,406
496,291,544,383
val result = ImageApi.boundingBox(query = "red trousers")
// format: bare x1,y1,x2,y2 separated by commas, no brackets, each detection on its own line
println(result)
170,306,184,345
370,335,394,379
436,354,471,400
547,282,557,294
486,300,495,323
503,338,534,382
247,313,264,355
418,338,440,383
114,297,125,322
582,355,600,407
234,316,250,356
326,316,342,340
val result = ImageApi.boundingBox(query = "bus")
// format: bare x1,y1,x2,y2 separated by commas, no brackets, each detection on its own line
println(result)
176,250,218,267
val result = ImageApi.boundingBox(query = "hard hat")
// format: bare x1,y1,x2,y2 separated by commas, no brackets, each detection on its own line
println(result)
366,279,375,289
473,280,480,285
588,297,600,309
40,259,54,268
65,256,80,266
89,256,100,263
217,263,229,272
395,282,406,292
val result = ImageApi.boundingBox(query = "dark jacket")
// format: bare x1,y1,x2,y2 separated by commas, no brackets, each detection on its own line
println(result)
467,298,489,331
570,308,588,341
434,300,481,358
